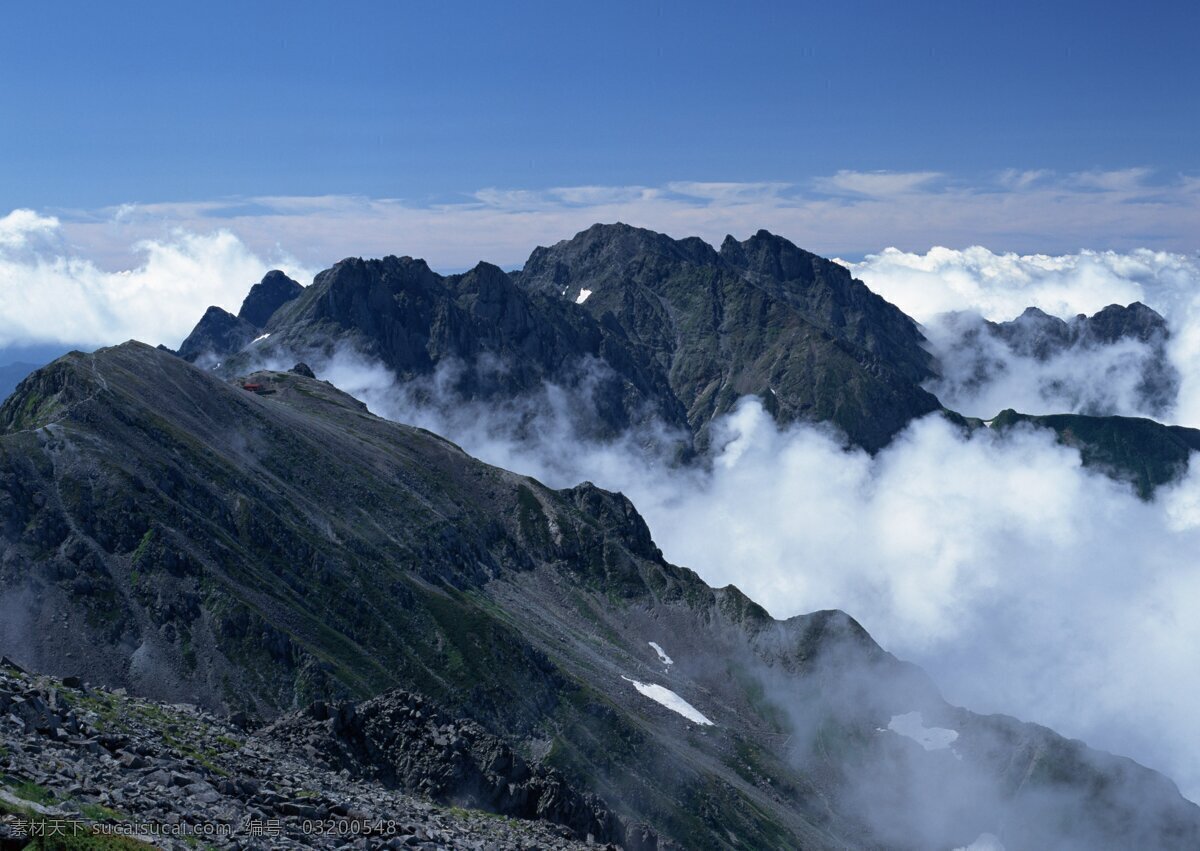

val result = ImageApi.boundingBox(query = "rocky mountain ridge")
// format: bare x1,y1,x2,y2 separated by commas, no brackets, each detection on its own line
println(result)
932,301,1180,422
178,271,303,366
2,343,1198,848
173,225,1197,495
186,224,942,452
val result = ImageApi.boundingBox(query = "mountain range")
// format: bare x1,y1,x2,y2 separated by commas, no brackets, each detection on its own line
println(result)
181,223,1199,494
2,224,1199,849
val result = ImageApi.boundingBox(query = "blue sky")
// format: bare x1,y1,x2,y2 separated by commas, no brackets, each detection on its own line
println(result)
3,0,1197,209
0,0,1198,353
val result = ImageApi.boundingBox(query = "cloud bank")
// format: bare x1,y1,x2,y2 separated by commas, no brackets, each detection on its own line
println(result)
3,166,1195,350
39,167,1200,273
0,209,314,350
841,246,1200,424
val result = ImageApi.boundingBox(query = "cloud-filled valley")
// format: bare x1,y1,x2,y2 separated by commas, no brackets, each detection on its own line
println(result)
293,343,1200,805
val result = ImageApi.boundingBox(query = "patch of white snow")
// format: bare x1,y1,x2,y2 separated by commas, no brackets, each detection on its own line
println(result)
648,641,674,666
887,711,958,751
575,288,593,304
953,833,1005,851
621,676,713,725
251,332,271,344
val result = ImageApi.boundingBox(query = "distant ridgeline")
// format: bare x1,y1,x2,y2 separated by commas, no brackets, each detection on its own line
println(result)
172,223,1197,495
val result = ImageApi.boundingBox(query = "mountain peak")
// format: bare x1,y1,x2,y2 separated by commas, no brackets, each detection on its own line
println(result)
0,350,97,433
177,305,257,363
1018,306,1054,320
1085,301,1169,344
720,228,827,282
237,270,302,328
520,223,718,287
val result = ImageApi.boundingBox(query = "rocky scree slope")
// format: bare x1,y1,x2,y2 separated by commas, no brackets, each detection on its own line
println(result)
1,344,1199,848
0,660,617,850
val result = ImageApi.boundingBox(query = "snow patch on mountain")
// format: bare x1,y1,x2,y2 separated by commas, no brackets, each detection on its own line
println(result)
621,676,712,725
648,641,673,666
887,711,958,751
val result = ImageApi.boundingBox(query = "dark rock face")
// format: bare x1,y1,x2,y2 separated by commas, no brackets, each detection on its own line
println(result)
264,691,630,845
990,409,1200,497
175,271,302,367
261,254,689,440
0,363,45,404
517,224,942,451
176,306,258,364
238,270,303,328
990,302,1172,361
719,230,934,386
186,224,941,452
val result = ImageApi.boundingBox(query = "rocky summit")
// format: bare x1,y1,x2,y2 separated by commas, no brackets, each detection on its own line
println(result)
177,272,303,367
184,224,942,452
2,342,1199,848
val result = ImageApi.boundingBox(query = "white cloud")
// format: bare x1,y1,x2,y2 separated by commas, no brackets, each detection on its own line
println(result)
997,169,1050,190
1070,167,1155,192
664,181,791,202
841,245,1200,425
839,246,1156,321
0,213,315,349
0,209,60,249
31,168,1197,281
816,169,944,197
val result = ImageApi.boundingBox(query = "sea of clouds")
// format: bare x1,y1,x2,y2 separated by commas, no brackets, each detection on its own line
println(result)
6,203,1200,803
